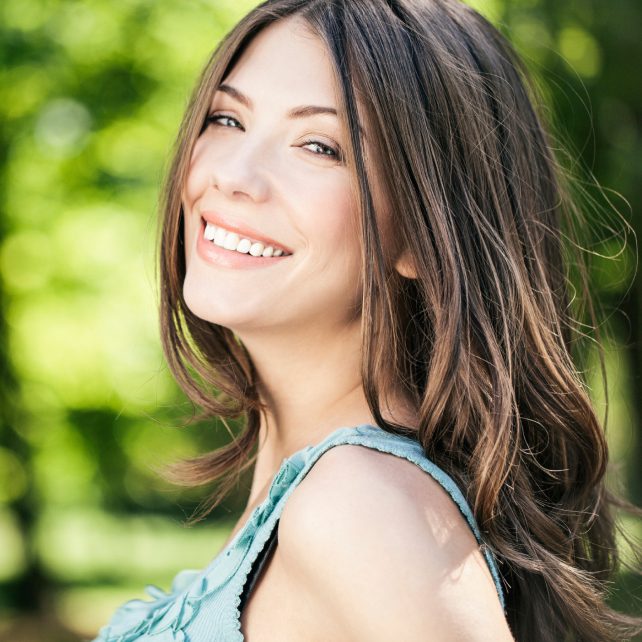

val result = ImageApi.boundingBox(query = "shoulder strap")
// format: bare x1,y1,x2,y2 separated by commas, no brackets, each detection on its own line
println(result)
238,521,278,611
305,425,507,610
234,424,506,617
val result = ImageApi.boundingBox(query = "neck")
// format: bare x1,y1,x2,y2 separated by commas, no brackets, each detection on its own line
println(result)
235,318,417,504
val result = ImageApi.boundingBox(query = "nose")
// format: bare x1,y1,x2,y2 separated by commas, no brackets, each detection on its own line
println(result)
207,138,270,203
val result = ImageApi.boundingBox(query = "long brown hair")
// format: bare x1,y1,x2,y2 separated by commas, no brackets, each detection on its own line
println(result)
156,0,642,639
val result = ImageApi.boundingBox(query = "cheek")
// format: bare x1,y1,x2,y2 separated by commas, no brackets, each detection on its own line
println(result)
336,184,362,269
181,139,217,262
306,179,360,260
302,181,363,308
183,140,209,208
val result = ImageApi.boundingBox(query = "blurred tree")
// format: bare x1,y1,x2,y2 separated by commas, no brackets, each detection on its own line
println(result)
0,1,256,638
0,85,47,616
507,0,642,503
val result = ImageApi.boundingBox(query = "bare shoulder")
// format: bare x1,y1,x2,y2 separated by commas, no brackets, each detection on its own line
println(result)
278,444,514,642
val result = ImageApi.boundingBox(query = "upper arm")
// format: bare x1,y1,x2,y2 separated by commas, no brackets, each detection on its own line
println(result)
278,445,514,642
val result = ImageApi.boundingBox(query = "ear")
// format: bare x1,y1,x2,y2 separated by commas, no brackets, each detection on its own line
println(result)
394,247,417,279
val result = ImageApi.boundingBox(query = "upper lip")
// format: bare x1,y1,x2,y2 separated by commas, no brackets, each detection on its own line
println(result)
199,209,293,254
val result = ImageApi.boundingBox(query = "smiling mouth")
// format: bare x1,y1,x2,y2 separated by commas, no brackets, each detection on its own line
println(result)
202,219,292,258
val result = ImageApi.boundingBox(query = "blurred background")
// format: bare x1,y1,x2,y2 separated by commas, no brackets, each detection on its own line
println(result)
0,0,640,640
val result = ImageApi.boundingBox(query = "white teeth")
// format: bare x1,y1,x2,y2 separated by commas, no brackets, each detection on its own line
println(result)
236,238,251,254
204,222,217,241
203,221,289,257
223,232,240,251
213,227,227,247
249,242,264,257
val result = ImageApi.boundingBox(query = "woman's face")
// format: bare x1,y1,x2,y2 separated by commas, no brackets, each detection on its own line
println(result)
182,16,364,335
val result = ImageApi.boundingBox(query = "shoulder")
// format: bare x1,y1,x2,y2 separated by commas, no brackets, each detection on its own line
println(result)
278,443,513,642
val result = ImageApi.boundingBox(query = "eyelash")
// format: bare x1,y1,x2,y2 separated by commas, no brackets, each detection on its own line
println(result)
203,113,343,162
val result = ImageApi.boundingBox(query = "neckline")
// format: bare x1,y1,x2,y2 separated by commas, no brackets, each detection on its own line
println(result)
278,423,381,465
217,423,381,557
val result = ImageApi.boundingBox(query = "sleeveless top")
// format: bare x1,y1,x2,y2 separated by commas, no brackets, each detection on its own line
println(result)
93,424,506,642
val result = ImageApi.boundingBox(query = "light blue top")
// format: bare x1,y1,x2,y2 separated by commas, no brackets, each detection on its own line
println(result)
93,424,506,641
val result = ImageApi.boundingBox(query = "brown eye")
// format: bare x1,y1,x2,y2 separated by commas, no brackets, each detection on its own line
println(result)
301,139,343,161
204,113,244,129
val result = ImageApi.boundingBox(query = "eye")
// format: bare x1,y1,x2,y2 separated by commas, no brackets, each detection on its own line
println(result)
204,113,244,130
301,139,343,161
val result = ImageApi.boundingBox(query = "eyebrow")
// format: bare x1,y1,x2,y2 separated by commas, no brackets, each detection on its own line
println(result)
216,83,365,137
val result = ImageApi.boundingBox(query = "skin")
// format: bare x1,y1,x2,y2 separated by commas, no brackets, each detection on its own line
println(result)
182,15,415,497
271,446,515,641
181,15,513,642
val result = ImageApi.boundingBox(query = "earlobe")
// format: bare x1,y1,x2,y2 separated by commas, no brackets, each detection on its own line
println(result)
394,248,417,279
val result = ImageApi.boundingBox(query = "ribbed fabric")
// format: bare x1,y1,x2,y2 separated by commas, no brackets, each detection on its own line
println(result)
93,424,506,641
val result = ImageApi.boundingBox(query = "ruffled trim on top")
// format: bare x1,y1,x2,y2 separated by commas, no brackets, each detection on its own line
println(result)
93,446,314,642
229,447,312,640
94,424,506,640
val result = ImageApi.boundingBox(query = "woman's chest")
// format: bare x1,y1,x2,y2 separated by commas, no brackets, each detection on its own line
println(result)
239,535,352,642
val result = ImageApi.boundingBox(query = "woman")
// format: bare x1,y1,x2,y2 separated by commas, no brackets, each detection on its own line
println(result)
94,0,642,640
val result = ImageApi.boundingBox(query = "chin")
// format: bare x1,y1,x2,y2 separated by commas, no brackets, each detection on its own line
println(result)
182,270,270,331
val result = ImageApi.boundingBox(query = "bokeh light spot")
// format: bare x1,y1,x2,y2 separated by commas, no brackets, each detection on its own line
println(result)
35,98,93,157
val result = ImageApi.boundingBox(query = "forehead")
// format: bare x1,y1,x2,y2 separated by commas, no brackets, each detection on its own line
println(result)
220,16,341,108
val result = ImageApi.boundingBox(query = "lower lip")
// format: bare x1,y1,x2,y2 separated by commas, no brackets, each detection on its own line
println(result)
196,218,291,270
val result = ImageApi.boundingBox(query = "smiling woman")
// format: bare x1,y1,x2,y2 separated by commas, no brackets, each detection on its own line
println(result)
92,1,642,641
181,19,364,334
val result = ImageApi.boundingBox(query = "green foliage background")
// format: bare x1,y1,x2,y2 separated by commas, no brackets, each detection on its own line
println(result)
0,0,640,640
